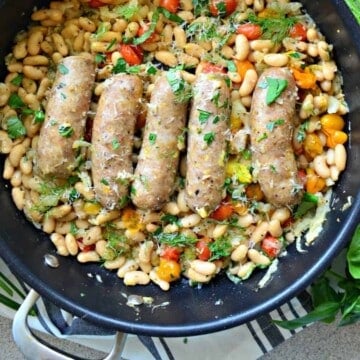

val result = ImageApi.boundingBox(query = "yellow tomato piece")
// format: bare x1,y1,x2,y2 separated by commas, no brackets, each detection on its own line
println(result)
324,129,348,148
121,207,144,231
306,168,326,194
304,133,323,159
320,114,345,131
226,161,252,183
156,258,181,283
83,202,101,215
292,67,317,89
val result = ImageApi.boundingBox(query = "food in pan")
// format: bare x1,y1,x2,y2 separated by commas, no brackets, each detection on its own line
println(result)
0,0,348,290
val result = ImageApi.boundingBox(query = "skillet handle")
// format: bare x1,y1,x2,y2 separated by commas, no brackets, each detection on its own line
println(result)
12,289,127,360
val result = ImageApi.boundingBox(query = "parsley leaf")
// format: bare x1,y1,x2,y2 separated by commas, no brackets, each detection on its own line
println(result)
203,132,215,145
6,116,26,139
116,3,139,20
58,124,74,138
95,53,106,64
266,118,285,132
58,63,69,75
198,109,212,124
256,132,268,142
166,69,192,103
10,74,23,86
8,93,25,109
112,138,120,150
155,232,197,248
209,236,232,261
264,77,288,105
149,133,157,145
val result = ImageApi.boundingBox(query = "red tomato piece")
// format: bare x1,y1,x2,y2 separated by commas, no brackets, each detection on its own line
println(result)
261,235,282,258
196,239,212,261
297,169,307,186
161,246,181,262
201,62,226,74
160,0,180,13
210,202,234,221
209,0,237,16
236,23,262,40
289,22,307,41
88,0,106,8
119,44,143,65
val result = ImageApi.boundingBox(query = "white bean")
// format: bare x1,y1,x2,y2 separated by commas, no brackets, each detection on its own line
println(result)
231,244,248,262
234,34,250,61
263,53,288,67
334,143,346,171
247,249,271,266
239,69,258,97
123,271,150,286
190,260,216,276
149,269,170,291
313,154,331,178
117,259,139,278
179,213,201,228
249,222,268,244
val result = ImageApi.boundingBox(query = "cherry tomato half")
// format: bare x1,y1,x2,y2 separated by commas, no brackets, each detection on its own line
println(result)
196,238,212,261
119,44,143,65
88,0,106,8
236,23,262,40
209,0,237,17
289,22,307,41
210,202,234,221
160,0,180,13
161,246,181,262
261,235,282,258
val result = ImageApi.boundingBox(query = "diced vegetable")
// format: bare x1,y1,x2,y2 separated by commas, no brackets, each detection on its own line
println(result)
289,22,307,41
292,67,317,89
160,0,180,13
209,0,237,17
261,235,282,258
210,201,234,221
161,246,181,262
304,133,323,159
236,23,262,40
88,0,106,8
119,44,143,65
196,238,212,261
157,258,181,282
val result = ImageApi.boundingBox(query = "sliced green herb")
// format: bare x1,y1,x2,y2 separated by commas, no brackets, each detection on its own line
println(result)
193,0,210,16
248,12,298,43
8,93,25,109
155,232,197,248
289,52,301,59
58,124,74,138
296,122,308,143
95,22,110,40
10,74,23,86
112,138,120,150
213,115,220,124
241,149,252,160
70,222,79,235
209,236,232,261
158,7,184,24
146,64,158,75
112,58,127,73
100,178,109,186
6,116,26,139
118,195,129,208
34,110,45,123
294,192,318,219
116,3,140,20
95,53,106,64
216,1,227,16
166,69,192,103
106,38,117,51
149,133,157,145
227,60,237,73
161,214,180,225
198,109,212,124
203,132,215,145
266,118,285,132
58,63,69,75
264,77,288,105
256,132,268,142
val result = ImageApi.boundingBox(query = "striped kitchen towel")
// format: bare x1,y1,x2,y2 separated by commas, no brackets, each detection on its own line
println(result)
0,256,315,360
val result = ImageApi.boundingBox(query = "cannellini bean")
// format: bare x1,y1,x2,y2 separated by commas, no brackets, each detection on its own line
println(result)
250,39,273,52
83,226,102,245
124,271,150,286
92,210,120,225
268,219,283,237
239,69,258,97
231,244,248,262
42,217,56,234
249,221,268,244
190,260,217,276
237,261,256,279
155,51,178,67
271,207,291,224
149,269,170,291
263,53,288,67
104,256,126,270
237,213,255,228
10,170,22,187
234,34,250,61
11,187,25,210
247,249,271,266
334,143,346,171
48,204,72,219
27,31,43,56
212,224,228,238
162,202,180,215
313,154,331,178
50,233,69,256
2,158,14,180
117,259,139,278
9,143,28,167
77,251,100,263
187,268,211,283
65,233,79,256
138,241,154,263
178,213,201,228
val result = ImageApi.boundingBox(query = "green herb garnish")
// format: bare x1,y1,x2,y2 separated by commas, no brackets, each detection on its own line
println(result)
294,192,318,219
155,232,197,248
166,69,192,103
209,236,232,261
262,77,288,105
116,3,140,20
266,118,285,132
10,74,23,86
8,93,25,109
6,116,26,139
198,109,212,124
203,132,215,145
149,133,157,145
58,63,69,75
58,124,74,138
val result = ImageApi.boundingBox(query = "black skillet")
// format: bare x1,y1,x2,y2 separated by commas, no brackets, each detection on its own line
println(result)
0,0,360,337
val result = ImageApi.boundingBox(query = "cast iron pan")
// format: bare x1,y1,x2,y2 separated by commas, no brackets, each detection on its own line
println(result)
0,0,360,337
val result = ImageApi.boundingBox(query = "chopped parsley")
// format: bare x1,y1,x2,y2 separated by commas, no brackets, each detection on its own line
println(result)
95,22,110,40
112,138,120,150
297,122,308,143
68,188,80,202
106,38,117,51
259,77,288,105
10,74,23,86
193,0,210,16
266,118,285,132
149,133,157,145
100,178,109,186
70,222,79,235
95,53,106,64
294,192,318,219
146,64,158,75
8,93,25,109
116,3,139,20
6,116,26,139
203,132,215,145
198,109,212,124
247,12,298,43
58,124,74,138
112,58,141,74
209,236,232,261
161,214,180,225
58,63,69,75
227,60,237,73
166,69,192,103
289,52,301,59
256,132,268,142
155,232,197,248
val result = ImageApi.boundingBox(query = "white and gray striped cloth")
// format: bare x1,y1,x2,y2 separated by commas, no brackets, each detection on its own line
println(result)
0,257,317,360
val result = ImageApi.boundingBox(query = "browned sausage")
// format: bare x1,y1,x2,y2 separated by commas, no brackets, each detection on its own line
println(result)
131,72,188,210
91,74,143,209
185,72,230,217
250,67,303,207
36,55,95,177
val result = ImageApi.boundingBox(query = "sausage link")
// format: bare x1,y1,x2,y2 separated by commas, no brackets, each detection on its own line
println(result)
92,74,143,209
250,67,303,206
36,55,95,177
185,73,230,217
131,73,188,210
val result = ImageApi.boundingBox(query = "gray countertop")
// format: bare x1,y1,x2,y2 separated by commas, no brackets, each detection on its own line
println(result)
2,314,360,360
